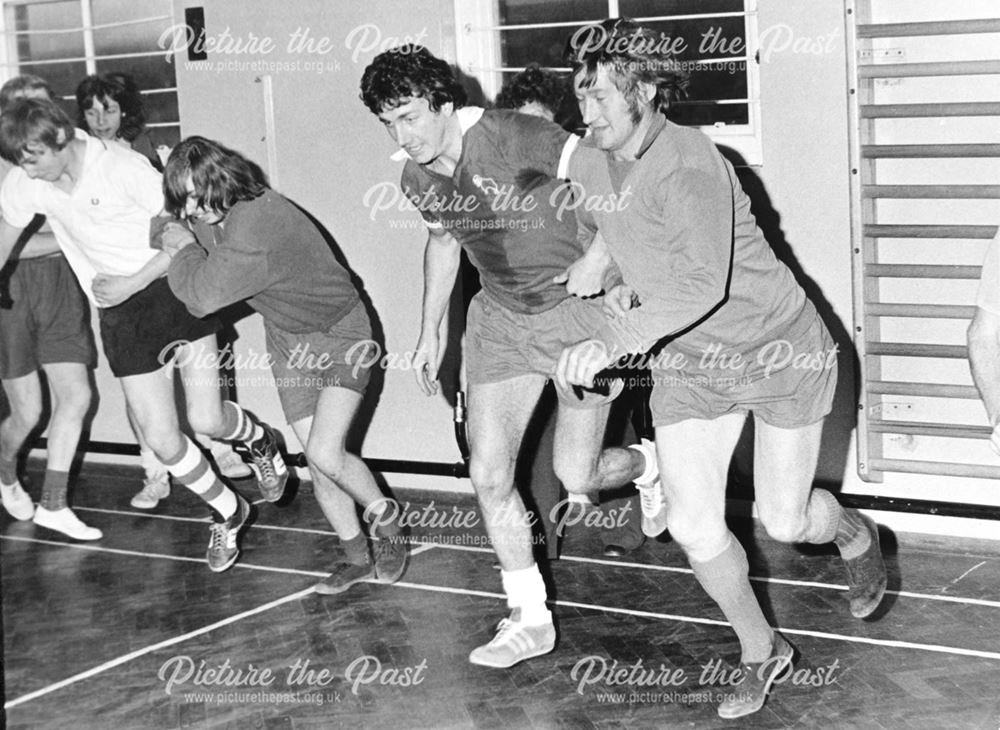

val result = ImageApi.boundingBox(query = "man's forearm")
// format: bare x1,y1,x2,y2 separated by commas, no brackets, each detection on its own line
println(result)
130,251,171,290
419,233,461,338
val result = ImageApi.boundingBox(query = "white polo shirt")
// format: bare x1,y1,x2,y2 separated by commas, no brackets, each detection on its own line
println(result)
0,129,163,306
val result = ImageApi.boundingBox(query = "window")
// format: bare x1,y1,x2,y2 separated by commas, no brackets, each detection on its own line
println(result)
454,0,762,164
0,0,179,148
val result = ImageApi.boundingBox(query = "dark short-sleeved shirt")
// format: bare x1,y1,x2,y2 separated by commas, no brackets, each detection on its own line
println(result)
400,108,586,314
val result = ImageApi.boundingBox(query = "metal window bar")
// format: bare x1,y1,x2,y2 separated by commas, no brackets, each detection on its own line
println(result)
1,13,169,34
0,47,174,68
846,0,1000,484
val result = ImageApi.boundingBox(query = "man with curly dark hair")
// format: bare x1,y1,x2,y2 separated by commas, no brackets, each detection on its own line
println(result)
361,45,660,669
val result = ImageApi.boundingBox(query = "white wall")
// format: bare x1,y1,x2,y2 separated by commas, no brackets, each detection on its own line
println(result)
755,0,1000,537
44,0,1000,535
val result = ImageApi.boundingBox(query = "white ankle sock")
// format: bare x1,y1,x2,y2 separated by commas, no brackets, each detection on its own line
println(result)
501,564,550,625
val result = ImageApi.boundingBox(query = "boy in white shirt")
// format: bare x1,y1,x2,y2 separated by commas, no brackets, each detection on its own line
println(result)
0,98,285,571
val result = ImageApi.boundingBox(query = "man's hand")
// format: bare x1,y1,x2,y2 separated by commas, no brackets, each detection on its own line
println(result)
553,252,607,298
413,334,443,396
92,273,140,308
161,221,196,258
555,339,613,391
603,284,637,318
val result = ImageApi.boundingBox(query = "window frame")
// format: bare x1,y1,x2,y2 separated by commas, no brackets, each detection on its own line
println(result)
453,0,763,165
0,0,179,143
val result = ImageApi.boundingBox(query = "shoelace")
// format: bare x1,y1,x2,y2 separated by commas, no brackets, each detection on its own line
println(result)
638,482,661,513
208,522,228,550
250,444,277,484
372,535,402,564
489,618,516,646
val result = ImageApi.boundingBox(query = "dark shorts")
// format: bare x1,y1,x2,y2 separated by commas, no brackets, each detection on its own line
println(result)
265,299,373,424
0,255,96,379
465,290,624,409
98,277,220,377
649,305,838,428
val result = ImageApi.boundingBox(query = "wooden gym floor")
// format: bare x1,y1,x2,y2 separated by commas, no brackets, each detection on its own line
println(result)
3,460,1000,729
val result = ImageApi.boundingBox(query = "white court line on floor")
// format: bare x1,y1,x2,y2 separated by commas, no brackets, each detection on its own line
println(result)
1,537,439,709
5,534,1000,676
69,506,1000,610
3,585,316,710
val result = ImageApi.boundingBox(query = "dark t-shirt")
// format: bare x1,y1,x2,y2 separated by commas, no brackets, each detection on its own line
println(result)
401,109,587,314
168,189,359,333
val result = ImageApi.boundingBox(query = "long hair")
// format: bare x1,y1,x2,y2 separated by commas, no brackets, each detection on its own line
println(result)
564,18,689,115
360,44,467,114
163,136,269,219
75,73,146,142
0,98,75,164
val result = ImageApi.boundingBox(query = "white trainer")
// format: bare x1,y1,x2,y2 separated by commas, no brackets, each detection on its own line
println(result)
33,506,102,540
1,479,35,520
629,438,668,537
130,474,170,509
469,609,556,668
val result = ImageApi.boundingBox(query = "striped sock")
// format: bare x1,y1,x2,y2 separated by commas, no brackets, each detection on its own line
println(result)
162,436,237,519
40,469,69,510
219,401,263,443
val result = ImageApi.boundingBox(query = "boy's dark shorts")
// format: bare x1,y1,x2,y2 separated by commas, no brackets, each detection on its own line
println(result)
98,277,220,377
0,255,95,379
265,299,373,424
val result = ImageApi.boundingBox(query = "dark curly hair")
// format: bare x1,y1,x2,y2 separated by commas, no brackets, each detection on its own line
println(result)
564,18,689,115
360,44,467,115
75,72,147,142
495,64,566,116
162,136,269,219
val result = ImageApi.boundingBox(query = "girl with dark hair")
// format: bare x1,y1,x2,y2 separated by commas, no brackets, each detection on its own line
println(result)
161,136,408,593
75,74,249,507
75,72,166,171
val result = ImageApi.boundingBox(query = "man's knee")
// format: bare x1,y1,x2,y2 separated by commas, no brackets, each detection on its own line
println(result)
665,507,727,557
553,459,594,495
186,405,225,438
468,459,515,500
305,444,347,483
53,382,92,420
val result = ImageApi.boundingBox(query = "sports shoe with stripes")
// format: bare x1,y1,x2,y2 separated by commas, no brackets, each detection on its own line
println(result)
236,420,289,502
468,609,555,668
206,494,254,572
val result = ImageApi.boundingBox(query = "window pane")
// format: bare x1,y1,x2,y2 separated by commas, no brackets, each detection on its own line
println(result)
619,0,744,17
499,0,609,26
500,26,581,68
11,2,85,99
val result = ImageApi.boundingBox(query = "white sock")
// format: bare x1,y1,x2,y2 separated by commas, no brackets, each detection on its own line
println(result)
501,564,551,625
